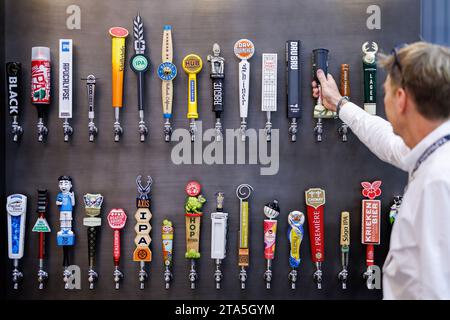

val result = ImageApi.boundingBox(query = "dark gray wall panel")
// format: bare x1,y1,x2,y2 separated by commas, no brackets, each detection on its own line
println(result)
4,0,419,300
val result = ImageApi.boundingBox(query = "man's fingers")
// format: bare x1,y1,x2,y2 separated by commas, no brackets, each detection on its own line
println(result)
317,69,327,84
312,88,320,98
327,73,335,82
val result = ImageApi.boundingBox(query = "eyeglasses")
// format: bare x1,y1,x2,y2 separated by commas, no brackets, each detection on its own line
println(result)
391,43,408,88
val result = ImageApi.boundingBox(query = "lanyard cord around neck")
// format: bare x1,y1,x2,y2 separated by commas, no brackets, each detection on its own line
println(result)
411,134,450,178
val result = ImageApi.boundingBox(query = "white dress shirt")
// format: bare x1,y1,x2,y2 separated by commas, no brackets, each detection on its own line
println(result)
340,102,450,300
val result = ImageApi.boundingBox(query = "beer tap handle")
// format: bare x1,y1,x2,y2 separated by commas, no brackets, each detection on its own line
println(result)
211,192,227,289
208,43,225,142
83,193,103,289
338,211,350,289
234,39,255,143
305,188,325,289
287,211,305,289
134,175,152,289
182,55,203,143
159,25,176,142
113,229,122,289
361,181,382,289
162,219,174,289
109,27,129,142
261,53,277,142
59,39,74,142
6,62,24,142
107,208,127,289
84,75,98,142
33,188,50,289
362,42,378,115
131,14,149,142
236,184,253,289
185,181,205,289
87,226,97,276
286,41,301,142
7,194,27,290
263,200,280,290
338,64,351,142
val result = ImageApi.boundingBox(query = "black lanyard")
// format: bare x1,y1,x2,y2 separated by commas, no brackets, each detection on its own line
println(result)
411,134,450,178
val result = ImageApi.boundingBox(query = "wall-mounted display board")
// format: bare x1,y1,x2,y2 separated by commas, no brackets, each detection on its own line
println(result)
2,0,419,300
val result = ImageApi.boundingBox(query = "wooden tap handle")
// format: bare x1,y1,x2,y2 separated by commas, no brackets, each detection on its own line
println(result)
341,64,350,97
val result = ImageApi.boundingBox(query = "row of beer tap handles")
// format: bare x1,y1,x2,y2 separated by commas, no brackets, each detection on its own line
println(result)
6,19,378,144
7,179,393,291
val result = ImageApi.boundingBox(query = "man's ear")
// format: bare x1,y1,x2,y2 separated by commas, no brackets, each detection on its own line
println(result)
395,87,408,114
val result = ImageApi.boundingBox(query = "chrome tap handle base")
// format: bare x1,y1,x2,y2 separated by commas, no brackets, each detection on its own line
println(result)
338,268,348,289
240,118,247,142
37,118,48,142
215,119,223,142
138,119,148,142
12,267,23,290
88,121,98,142
113,266,123,290
314,119,323,142
114,122,123,142
288,118,298,142
114,108,123,142
164,119,172,142
139,262,148,290
63,267,72,290
288,269,298,290
63,119,73,142
189,119,197,142
214,260,223,290
239,267,247,290
164,266,173,289
363,266,375,289
313,263,323,289
189,259,197,289
88,268,98,290
37,269,48,290
338,123,349,142
263,260,272,289
11,117,23,142
264,121,272,142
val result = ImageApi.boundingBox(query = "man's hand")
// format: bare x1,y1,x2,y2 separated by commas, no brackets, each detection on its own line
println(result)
312,69,342,112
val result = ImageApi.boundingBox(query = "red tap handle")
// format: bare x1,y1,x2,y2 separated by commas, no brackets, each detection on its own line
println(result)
113,229,121,266
366,244,374,266
305,188,325,263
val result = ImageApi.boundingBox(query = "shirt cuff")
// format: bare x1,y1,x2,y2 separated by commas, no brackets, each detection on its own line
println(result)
339,101,369,125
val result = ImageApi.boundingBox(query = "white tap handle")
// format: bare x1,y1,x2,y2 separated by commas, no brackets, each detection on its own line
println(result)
7,194,27,259
238,60,250,118
261,53,277,112
211,211,228,260
58,39,73,119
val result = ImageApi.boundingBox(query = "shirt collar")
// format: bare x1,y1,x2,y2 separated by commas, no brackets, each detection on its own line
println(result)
402,119,450,172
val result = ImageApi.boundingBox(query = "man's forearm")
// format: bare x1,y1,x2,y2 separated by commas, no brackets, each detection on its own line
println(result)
340,102,410,171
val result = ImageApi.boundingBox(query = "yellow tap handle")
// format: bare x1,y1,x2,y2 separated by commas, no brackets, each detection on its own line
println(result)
182,54,202,119
109,27,129,108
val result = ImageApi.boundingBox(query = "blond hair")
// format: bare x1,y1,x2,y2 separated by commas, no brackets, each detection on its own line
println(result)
379,42,450,120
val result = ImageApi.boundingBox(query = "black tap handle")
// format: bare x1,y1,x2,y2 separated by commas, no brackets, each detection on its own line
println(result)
137,72,144,111
86,75,96,114
312,48,329,82
130,54,150,112
212,77,224,116
286,41,301,119
6,62,22,116
87,226,98,267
